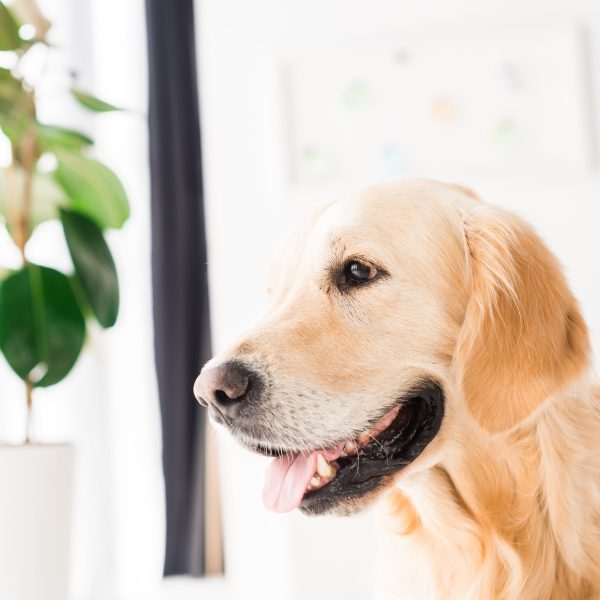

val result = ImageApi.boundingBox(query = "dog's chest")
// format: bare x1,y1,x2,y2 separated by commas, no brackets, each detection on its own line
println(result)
373,488,483,600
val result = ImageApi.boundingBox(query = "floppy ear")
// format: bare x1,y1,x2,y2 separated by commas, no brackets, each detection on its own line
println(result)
454,205,590,433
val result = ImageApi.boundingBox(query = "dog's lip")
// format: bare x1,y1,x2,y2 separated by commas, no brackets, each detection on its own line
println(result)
236,403,401,459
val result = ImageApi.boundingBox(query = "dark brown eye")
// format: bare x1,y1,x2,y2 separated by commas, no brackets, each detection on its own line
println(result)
343,260,378,286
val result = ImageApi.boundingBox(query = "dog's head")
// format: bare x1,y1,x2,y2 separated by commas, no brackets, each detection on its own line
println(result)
194,180,589,516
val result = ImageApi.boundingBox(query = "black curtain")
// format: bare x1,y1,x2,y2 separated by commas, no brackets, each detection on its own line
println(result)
146,0,211,577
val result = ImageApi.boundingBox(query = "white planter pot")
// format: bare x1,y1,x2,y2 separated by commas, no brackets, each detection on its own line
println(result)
0,444,75,600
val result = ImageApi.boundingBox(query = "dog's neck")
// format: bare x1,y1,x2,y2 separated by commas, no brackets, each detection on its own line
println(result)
375,375,600,600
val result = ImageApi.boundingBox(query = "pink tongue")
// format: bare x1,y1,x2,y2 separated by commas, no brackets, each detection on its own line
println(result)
263,452,318,513
262,447,343,513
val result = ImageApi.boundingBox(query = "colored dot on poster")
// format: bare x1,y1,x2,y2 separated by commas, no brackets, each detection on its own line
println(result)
498,63,524,92
394,49,411,65
489,118,519,147
340,80,369,110
430,96,459,125
302,146,332,178
380,144,411,175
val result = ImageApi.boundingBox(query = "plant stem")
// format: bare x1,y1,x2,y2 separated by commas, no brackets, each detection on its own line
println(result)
13,0,51,42
24,379,33,444
5,161,21,246
4,2,48,445
17,125,37,442
14,126,36,263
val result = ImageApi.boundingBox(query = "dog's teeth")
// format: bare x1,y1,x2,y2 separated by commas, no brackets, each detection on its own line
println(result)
357,433,371,446
344,440,358,454
310,475,320,488
316,454,336,479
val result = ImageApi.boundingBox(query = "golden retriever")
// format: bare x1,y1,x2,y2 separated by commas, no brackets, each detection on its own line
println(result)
194,179,600,599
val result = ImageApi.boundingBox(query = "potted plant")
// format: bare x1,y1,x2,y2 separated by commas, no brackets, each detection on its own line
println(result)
0,2,129,598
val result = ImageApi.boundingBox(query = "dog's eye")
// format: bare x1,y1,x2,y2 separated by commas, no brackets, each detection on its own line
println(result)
343,260,378,286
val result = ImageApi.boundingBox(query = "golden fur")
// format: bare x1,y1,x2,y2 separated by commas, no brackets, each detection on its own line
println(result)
375,183,599,599
205,180,600,599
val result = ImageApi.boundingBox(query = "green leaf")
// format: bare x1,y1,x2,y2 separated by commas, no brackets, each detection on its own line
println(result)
70,87,122,112
0,264,86,387
0,168,69,233
0,66,17,90
0,3,23,51
53,150,130,229
0,73,32,142
0,108,30,143
60,208,119,327
36,123,93,152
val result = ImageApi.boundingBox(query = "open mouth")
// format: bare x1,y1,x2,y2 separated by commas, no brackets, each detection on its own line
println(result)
255,382,444,515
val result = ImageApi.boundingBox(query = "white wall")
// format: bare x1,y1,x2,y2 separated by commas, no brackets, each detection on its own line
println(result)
195,1,600,599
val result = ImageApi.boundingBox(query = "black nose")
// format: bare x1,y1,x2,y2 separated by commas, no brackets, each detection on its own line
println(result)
193,361,255,419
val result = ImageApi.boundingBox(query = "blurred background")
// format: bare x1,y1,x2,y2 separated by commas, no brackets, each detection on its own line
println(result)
0,0,599,599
